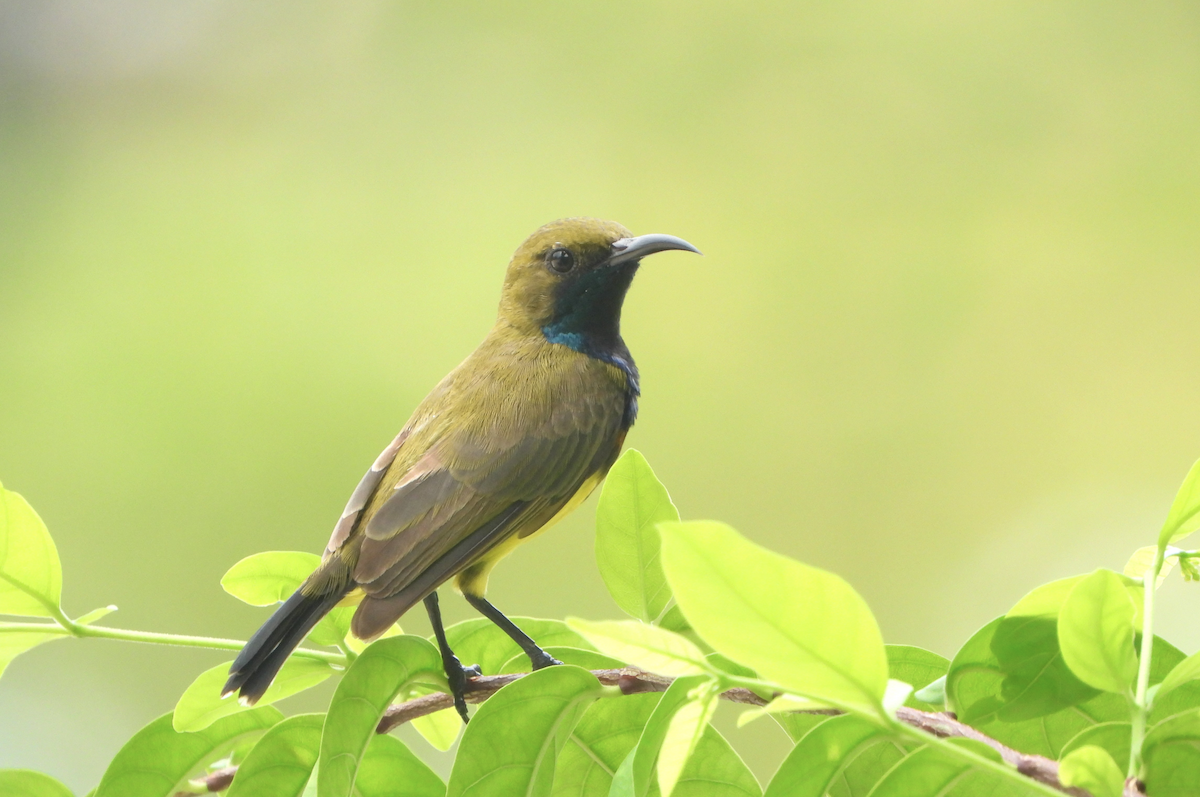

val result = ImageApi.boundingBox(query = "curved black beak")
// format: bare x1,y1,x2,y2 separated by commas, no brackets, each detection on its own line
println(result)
607,233,702,266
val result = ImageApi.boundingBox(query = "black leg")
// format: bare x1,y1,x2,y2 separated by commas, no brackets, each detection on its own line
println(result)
464,593,563,670
424,591,480,723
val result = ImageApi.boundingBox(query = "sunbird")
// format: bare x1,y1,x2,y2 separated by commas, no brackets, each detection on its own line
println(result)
223,217,700,719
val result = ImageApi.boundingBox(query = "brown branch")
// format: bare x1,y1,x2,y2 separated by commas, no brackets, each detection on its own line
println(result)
376,668,1139,797
175,765,236,794
374,667,777,734
1125,778,1146,797
894,707,1090,797
198,667,1145,797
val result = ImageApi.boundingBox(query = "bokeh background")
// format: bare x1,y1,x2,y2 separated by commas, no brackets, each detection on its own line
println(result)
3,0,1200,790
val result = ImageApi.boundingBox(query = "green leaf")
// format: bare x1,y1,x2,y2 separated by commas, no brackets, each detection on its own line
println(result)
1151,683,1200,728
302,765,318,797
74,605,117,625
1144,637,1195,726
609,675,707,797
863,742,1043,797
737,694,833,728
222,551,321,604
0,605,115,682
706,652,757,680
610,756,636,797
990,577,1104,721
173,656,334,732
552,693,660,797
666,724,760,797
657,684,719,797
881,680,914,717
595,450,679,624
950,621,1181,760
835,739,916,792
308,607,355,648
404,620,574,751
1123,546,1176,587
946,616,1009,719
226,713,323,797
762,714,889,797
0,484,63,617
770,711,831,745
446,665,603,797
605,687,759,797
354,734,445,797
947,614,1088,753
886,645,949,711
949,614,1111,755
408,687,463,751
912,677,946,708
499,646,625,675
446,617,592,675
220,551,352,648
1159,457,1200,547
828,738,912,797
1058,745,1124,797
94,707,281,797
1005,696,1128,761
1143,709,1200,797
946,736,1005,763
318,635,444,797
1057,569,1138,696
658,605,691,634
1157,648,1200,701
0,626,62,681
658,521,887,715
1059,722,1131,774
567,619,707,677
0,770,74,797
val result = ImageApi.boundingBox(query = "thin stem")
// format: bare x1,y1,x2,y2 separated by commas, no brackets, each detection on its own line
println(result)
47,601,77,631
1128,544,1164,780
0,621,74,635
336,639,359,664
0,617,346,666
74,625,345,664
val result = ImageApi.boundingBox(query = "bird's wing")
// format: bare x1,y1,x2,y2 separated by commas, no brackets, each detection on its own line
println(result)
323,429,410,558
340,392,623,640
355,408,619,593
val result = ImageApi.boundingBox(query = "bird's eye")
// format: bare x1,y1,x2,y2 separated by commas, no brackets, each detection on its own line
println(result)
548,247,575,273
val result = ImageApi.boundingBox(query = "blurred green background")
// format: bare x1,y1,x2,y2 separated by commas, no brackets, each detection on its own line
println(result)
3,0,1200,790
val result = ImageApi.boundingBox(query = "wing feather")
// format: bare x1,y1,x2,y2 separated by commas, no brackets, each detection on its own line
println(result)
350,500,533,639
352,419,619,599
326,346,631,637
364,457,460,541
324,429,408,556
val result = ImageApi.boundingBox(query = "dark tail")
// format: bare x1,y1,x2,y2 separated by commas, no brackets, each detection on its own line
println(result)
223,584,348,705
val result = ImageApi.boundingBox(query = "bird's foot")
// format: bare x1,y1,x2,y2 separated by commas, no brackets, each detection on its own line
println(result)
444,658,482,723
528,648,564,671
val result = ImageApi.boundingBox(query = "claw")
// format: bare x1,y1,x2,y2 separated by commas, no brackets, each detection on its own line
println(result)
529,649,564,671
445,657,480,723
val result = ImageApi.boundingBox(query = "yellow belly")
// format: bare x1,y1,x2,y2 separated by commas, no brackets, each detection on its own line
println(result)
453,471,605,598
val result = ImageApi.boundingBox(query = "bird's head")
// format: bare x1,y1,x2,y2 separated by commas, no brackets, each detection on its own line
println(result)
497,217,700,354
